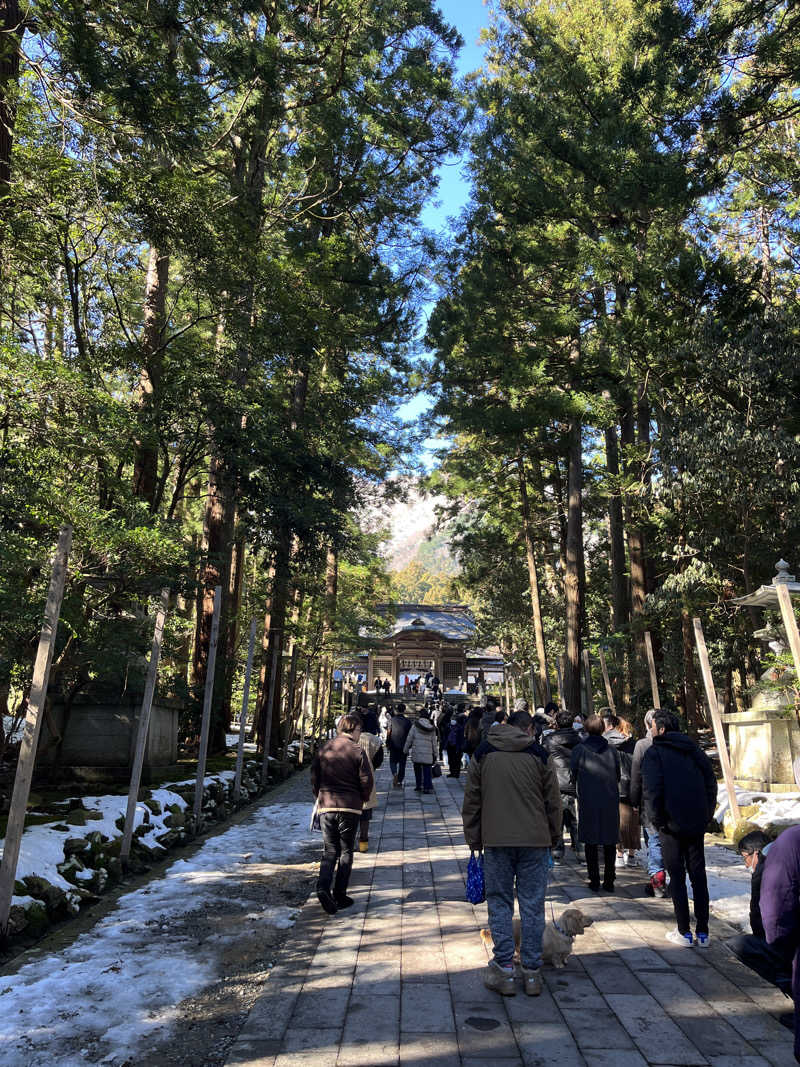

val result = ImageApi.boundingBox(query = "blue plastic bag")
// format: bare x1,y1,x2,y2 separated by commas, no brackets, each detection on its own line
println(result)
465,850,485,904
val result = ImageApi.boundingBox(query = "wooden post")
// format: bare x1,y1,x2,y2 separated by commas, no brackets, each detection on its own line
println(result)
0,527,72,932
776,583,800,688
261,634,281,786
233,617,257,806
644,631,661,709
297,660,311,766
121,588,169,863
693,618,740,823
598,647,616,713
555,657,565,710
582,649,594,715
194,585,221,823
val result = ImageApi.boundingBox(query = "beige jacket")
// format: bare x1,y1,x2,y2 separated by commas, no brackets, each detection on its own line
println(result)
461,723,562,850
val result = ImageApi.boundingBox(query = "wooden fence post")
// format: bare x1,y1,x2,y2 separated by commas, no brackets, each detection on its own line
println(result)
0,526,72,932
297,660,311,766
233,617,257,807
598,647,616,713
693,618,741,824
121,588,169,863
582,649,594,715
194,586,222,823
776,583,800,692
261,634,281,786
644,631,661,709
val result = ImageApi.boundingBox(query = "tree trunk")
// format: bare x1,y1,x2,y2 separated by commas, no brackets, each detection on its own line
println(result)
517,458,550,705
620,391,647,692
564,415,583,715
605,424,629,633
681,606,700,726
318,543,339,733
255,526,292,757
0,0,23,219
132,245,169,508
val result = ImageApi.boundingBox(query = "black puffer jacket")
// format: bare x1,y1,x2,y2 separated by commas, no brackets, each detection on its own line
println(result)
641,731,717,837
542,728,582,796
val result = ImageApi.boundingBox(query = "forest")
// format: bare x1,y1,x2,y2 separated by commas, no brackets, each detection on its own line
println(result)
1,0,799,767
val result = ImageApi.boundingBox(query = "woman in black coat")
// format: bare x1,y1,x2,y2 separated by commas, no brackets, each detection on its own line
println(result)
570,715,621,892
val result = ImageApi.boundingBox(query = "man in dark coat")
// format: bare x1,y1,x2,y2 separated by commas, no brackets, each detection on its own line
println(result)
629,708,672,897
760,823,800,1062
641,709,717,946
570,715,620,891
728,830,793,995
386,703,412,788
542,709,583,861
311,713,374,915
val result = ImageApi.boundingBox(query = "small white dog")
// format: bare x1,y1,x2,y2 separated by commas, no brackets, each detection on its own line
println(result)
480,907,593,968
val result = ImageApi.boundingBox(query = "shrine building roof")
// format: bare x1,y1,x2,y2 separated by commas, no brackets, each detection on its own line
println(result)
364,603,477,643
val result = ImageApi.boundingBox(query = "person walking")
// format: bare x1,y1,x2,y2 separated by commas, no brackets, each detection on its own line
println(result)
445,710,466,778
570,715,620,892
641,708,717,946
310,713,374,915
542,709,583,862
462,709,562,996
386,703,412,788
603,712,639,868
463,707,482,765
404,707,438,793
629,708,672,897
759,824,800,1062
357,713,382,853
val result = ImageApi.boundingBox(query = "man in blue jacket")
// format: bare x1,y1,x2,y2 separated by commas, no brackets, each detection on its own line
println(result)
642,709,717,947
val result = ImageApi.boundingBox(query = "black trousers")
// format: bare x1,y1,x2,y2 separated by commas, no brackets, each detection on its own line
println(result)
729,934,793,995
585,844,616,888
359,808,372,842
659,830,709,935
318,812,359,896
446,745,462,777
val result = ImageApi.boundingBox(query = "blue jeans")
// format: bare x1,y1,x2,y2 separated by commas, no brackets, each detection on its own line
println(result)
645,825,663,876
483,846,549,970
389,748,407,783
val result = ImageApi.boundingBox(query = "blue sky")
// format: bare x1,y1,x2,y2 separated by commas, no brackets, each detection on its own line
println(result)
396,0,490,438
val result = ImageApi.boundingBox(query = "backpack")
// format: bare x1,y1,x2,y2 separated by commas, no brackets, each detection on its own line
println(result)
446,722,462,748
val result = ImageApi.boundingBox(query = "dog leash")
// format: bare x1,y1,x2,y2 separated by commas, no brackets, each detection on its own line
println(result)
549,900,567,937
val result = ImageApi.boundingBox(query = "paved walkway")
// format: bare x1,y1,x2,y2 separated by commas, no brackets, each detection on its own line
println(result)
224,761,795,1067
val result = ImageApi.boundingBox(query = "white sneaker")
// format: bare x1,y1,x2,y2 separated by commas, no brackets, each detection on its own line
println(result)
695,932,709,947
615,853,627,868
665,929,693,947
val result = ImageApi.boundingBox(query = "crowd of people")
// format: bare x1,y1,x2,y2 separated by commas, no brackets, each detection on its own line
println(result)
310,695,800,1061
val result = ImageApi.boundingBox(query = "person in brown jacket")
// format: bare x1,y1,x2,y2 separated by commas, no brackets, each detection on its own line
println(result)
462,709,562,998
311,713,374,915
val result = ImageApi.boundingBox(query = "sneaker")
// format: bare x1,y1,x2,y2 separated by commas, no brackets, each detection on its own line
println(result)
649,870,668,898
615,853,627,868
587,882,600,893
483,961,516,996
602,882,615,893
317,889,338,915
358,841,369,853
334,893,354,909
665,929,693,947
626,852,638,867
695,932,709,947
521,967,542,996
413,787,422,792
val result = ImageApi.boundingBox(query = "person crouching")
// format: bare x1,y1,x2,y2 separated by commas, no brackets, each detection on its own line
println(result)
311,712,374,915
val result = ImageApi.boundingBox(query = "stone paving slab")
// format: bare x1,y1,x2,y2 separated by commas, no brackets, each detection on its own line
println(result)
225,761,796,1067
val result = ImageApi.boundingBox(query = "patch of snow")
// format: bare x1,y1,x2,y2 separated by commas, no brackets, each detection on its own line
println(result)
701,844,754,931
714,783,800,827
0,801,315,1066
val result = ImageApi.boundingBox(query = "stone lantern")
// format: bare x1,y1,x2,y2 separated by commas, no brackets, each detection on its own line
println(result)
728,559,800,791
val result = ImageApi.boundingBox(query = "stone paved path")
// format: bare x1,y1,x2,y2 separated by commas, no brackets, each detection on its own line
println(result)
224,761,795,1067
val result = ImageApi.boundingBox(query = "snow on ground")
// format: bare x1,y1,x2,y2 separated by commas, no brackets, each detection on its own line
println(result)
0,800,315,1067
703,844,753,930
715,783,800,829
